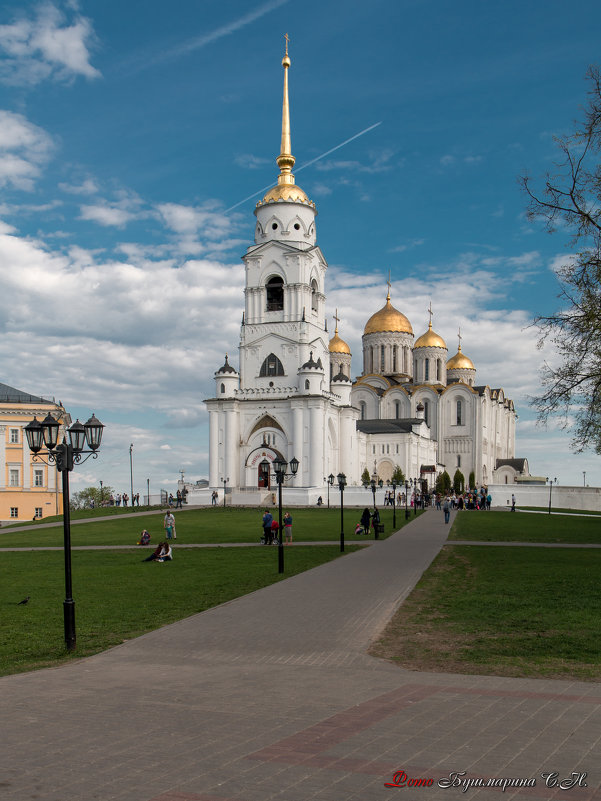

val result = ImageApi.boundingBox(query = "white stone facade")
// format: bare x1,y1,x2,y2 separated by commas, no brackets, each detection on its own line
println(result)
203,46,525,500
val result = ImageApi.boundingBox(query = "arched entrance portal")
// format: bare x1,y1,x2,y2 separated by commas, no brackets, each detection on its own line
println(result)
258,460,270,489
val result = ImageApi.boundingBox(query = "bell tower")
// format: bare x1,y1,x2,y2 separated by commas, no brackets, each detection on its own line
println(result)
239,35,328,392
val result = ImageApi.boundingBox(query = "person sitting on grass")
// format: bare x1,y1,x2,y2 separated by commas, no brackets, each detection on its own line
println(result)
143,543,164,562
157,542,172,562
137,530,151,546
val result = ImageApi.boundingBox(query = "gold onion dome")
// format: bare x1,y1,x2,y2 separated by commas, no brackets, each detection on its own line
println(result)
364,293,413,335
414,321,447,349
257,36,313,208
329,330,351,354
447,345,475,370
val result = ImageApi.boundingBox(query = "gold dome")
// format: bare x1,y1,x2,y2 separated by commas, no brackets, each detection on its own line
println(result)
260,181,311,205
414,321,447,349
447,345,475,371
364,295,413,336
329,332,351,354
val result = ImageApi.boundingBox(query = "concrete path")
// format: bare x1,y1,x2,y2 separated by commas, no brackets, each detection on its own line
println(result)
2,510,601,801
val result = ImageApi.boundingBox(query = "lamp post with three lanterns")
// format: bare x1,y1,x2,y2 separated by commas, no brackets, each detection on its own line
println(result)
273,456,299,573
25,412,104,651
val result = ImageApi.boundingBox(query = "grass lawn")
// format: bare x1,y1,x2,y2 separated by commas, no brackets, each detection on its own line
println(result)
0,505,413,548
1,545,360,676
521,506,601,516
370,545,601,680
448,509,601,543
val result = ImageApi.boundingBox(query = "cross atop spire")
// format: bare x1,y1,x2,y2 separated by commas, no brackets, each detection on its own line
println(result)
333,308,340,333
386,270,392,301
427,301,433,328
284,32,290,56
457,327,463,351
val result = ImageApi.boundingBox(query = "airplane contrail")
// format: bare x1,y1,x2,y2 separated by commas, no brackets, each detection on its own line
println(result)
225,121,383,213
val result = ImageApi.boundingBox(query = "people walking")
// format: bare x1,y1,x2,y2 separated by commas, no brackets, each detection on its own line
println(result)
164,510,176,539
443,496,451,524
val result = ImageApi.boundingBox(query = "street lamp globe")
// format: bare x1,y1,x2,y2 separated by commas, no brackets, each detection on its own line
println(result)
41,412,60,450
68,419,87,453
84,413,105,451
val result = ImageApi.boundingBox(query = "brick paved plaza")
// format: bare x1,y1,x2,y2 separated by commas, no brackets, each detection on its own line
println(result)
2,510,600,800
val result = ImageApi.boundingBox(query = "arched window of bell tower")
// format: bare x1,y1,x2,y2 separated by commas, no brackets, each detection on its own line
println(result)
425,358,430,381
266,276,284,311
259,353,285,377
311,279,318,312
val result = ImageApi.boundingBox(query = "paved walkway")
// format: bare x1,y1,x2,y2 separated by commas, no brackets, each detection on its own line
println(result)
2,510,601,801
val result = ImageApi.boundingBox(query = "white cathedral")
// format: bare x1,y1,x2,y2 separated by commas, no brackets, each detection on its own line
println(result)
204,44,528,501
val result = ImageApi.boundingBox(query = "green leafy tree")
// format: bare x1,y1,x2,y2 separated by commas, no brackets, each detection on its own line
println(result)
435,470,451,494
71,486,113,510
468,470,476,490
520,66,601,452
361,467,371,487
453,469,465,494
391,465,405,484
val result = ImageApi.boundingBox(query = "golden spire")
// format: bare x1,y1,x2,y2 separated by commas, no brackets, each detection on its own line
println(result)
333,308,340,334
386,270,392,301
258,36,311,206
276,33,295,183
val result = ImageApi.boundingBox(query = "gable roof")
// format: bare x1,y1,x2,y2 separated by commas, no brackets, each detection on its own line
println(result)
356,418,425,435
0,382,52,405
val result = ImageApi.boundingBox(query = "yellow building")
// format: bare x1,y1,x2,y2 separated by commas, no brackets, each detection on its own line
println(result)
0,382,71,524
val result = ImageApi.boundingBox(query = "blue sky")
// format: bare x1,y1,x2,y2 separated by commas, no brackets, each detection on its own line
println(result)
1,0,600,495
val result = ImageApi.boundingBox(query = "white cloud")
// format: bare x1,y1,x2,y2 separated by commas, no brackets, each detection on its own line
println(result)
0,110,53,190
234,153,271,170
79,204,137,227
0,2,100,85
316,149,396,175
156,202,232,237
59,177,99,195
389,238,425,253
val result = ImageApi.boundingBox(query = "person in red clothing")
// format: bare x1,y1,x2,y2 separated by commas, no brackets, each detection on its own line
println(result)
270,518,280,544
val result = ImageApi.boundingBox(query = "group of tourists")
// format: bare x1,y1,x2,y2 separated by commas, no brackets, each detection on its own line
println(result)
101,492,141,507
261,510,293,545
167,489,186,508
355,506,381,535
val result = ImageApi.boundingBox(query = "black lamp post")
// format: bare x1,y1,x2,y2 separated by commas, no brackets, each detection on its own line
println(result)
414,477,419,516
273,456,299,573
221,477,229,508
370,478,377,509
325,473,335,508
547,476,557,515
370,478,380,539
25,412,104,651
404,479,410,519
99,479,103,507
337,472,346,552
